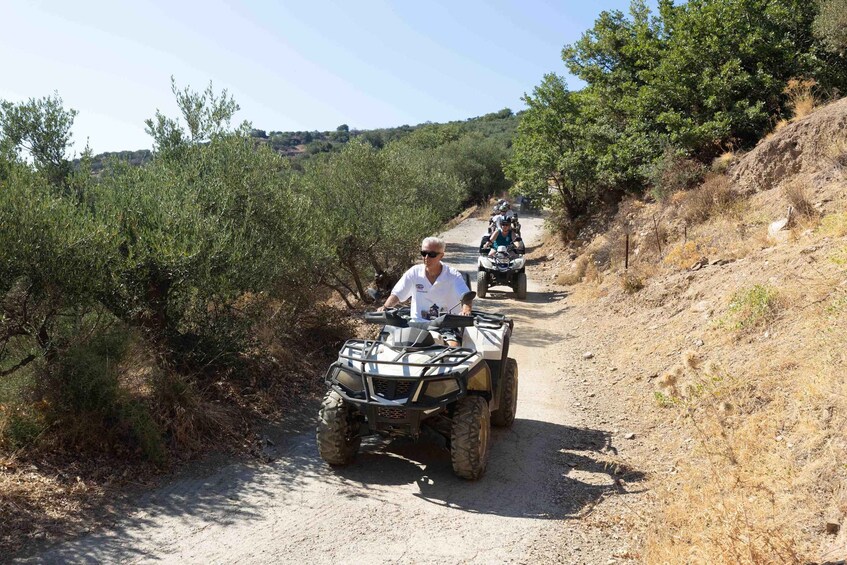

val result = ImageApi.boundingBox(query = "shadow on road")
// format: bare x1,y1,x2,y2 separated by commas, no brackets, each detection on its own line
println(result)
18,406,325,563
333,418,644,520
23,413,644,563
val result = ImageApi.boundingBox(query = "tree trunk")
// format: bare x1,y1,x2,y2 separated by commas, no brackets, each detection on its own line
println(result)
322,282,355,309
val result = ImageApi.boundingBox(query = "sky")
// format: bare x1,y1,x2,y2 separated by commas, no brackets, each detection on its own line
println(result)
1,1,648,154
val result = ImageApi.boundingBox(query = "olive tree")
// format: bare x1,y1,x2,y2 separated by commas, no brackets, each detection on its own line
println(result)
299,140,462,305
0,93,77,188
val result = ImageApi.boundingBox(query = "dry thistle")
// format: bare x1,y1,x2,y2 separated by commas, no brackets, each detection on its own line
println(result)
703,360,721,378
682,350,701,371
659,365,683,389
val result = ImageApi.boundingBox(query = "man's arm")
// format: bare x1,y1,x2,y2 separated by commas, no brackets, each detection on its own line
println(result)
378,269,411,311
380,294,400,310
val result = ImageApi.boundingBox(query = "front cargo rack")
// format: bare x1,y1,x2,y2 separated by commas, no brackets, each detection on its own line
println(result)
338,339,477,379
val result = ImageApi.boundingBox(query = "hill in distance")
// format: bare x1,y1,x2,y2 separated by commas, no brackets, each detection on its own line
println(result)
83,108,519,172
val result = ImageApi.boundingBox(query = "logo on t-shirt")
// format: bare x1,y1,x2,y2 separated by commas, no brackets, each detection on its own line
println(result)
423,304,440,320
415,283,425,291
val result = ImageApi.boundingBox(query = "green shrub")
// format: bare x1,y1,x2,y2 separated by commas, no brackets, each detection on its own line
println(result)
42,326,166,463
648,147,707,202
813,0,847,54
728,284,782,330
0,405,45,450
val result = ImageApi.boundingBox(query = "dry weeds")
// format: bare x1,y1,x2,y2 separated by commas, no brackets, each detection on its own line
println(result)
620,272,645,294
663,240,718,270
785,78,818,121
557,254,589,286
820,212,847,238
782,182,818,219
711,151,737,173
828,137,847,177
680,174,739,225
645,287,847,563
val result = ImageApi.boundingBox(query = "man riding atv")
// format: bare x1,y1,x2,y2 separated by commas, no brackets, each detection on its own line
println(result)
317,235,519,480
379,236,472,346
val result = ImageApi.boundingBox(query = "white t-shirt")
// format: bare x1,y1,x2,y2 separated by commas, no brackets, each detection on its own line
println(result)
391,263,470,321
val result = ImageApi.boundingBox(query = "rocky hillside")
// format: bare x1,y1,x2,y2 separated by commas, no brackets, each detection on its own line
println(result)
533,96,847,563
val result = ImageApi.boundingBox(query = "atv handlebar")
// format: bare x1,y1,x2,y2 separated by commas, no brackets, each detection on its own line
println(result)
366,307,510,330
363,307,410,327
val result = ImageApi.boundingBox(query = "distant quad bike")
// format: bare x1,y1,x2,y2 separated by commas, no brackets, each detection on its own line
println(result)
317,307,518,480
476,243,527,300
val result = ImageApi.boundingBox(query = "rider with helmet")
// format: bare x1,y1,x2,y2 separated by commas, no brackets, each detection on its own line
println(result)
493,202,519,235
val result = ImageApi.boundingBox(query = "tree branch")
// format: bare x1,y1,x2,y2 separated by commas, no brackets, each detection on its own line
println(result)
0,354,36,377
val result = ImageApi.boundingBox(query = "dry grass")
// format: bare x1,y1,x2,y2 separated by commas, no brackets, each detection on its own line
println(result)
680,174,739,225
819,212,847,237
644,261,847,563
827,137,847,178
647,350,847,563
557,254,589,285
724,284,785,333
663,239,718,270
557,253,607,287
568,279,608,303
0,458,103,554
785,78,818,121
150,373,234,454
711,151,737,173
620,271,645,293
583,259,603,284
782,182,818,219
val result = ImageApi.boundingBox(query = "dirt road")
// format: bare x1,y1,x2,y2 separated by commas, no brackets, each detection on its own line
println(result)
24,216,644,564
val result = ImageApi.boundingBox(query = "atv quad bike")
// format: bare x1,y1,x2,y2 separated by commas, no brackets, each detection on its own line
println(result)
476,243,527,300
317,307,518,480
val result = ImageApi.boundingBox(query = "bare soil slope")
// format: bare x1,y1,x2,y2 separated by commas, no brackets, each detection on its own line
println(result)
532,97,847,563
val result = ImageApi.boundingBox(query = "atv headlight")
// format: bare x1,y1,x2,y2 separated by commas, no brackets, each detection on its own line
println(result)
335,368,364,392
512,256,525,269
424,378,460,399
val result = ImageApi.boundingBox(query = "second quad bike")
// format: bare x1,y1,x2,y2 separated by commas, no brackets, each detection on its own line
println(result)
476,243,527,300
316,307,518,480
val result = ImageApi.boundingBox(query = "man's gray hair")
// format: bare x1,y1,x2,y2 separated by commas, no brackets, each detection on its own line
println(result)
421,236,446,253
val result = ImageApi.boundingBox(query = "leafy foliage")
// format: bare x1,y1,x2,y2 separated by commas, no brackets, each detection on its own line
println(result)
813,0,847,54
510,0,847,231
506,75,601,218
0,93,78,187
299,140,462,303
0,80,483,460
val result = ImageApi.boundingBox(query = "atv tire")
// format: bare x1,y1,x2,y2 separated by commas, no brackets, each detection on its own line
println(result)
450,395,490,480
317,390,361,466
492,357,518,428
477,271,488,299
515,272,527,299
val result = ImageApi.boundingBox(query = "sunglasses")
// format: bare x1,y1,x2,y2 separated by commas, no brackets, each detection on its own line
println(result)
420,250,441,258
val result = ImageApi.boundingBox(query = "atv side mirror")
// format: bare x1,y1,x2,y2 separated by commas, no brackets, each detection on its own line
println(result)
461,290,476,303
